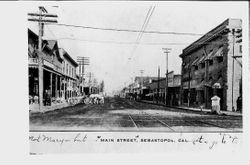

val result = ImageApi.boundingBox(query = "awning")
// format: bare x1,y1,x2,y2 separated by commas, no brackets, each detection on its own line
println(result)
204,51,214,61
212,47,223,58
196,55,206,65
29,64,38,68
212,77,223,89
204,79,213,87
191,57,200,66
196,80,205,90
146,93,154,96
196,79,213,90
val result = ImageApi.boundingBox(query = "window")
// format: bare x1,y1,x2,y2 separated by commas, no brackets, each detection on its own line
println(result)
209,60,213,66
63,62,65,73
195,65,198,70
66,63,68,75
239,45,242,53
201,63,205,68
72,68,74,77
69,66,71,76
217,56,223,63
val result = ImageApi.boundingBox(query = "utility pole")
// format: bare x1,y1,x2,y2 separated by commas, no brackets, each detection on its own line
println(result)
232,28,242,111
162,48,171,106
28,7,57,111
157,66,160,104
232,29,235,112
140,70,144,99
77,56,90,95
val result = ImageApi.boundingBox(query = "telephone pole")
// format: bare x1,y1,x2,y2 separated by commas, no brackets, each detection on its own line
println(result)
162,48,171,106
140,69,144,98
232,29,236,111
28,6,57,111
77,56,90,95
157,66,160,104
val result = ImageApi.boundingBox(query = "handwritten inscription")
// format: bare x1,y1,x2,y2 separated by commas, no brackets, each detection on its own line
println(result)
29,133,87,145
94,133,240,149
29,133,240,149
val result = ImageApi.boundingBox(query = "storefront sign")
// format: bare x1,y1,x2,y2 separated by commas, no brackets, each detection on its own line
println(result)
43,60,54,69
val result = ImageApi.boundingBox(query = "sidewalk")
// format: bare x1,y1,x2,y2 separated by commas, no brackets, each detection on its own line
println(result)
29,96,84,113
29,102,70,113
140,100,242,117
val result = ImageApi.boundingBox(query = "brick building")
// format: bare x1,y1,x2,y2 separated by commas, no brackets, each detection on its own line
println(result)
179,18,242,111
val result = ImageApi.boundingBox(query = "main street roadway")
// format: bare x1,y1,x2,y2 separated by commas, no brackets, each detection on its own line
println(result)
30,97,242,132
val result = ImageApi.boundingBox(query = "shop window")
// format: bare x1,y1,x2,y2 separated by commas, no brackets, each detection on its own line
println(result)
201,63,205,68
194,65,198,70
66,64,68,74
209,60,213,66
217,56,223,63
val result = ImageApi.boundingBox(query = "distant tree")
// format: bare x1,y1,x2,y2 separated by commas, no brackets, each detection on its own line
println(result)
99,80,104,92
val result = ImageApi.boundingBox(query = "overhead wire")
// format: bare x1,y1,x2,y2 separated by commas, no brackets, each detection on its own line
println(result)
129,5,153,60
45,22,205,36
127,5,155,79
49,37,232,46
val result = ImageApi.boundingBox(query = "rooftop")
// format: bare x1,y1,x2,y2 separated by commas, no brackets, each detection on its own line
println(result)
180,18,242,58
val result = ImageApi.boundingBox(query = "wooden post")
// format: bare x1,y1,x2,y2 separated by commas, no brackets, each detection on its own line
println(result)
38,7,44,111
50,72,53,103
55,74,58,98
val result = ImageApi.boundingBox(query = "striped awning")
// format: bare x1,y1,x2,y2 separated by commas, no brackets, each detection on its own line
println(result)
191,57,200,66
196,55,206,65
196,79,213,90
204,47,224,61
204,51,214,61
212,47,223,58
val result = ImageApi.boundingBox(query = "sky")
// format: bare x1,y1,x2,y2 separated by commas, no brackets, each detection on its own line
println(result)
27,1,247,95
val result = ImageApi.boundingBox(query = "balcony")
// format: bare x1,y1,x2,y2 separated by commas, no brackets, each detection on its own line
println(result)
29,58,38,65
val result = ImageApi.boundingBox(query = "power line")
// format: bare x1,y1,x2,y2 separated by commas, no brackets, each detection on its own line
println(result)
45,22,204,36
130,6,155,60
136,6,153,44
46,37,235,46
138,6,155,43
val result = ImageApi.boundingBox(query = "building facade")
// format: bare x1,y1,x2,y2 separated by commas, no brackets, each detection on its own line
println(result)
179,18,242,111
59,48,78,100
147,71,181,106
28,29,79,108
29,29,64,105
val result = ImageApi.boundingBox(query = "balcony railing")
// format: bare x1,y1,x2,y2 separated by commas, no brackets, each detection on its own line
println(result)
29,58,38,64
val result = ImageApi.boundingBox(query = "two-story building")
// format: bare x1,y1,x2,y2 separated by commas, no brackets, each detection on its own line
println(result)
29,28,79,108
179,18,242,111
59,48,78,100
28,29,64,104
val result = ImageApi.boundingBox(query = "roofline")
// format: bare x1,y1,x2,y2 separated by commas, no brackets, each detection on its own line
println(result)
62,51,78,67
180,18,241,57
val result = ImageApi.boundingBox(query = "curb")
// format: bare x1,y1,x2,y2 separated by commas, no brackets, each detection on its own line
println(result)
139,100,242,117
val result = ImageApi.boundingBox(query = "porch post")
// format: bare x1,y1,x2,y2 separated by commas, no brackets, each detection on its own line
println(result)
50,72,53,104
59,76,61,98
55,74,58,98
